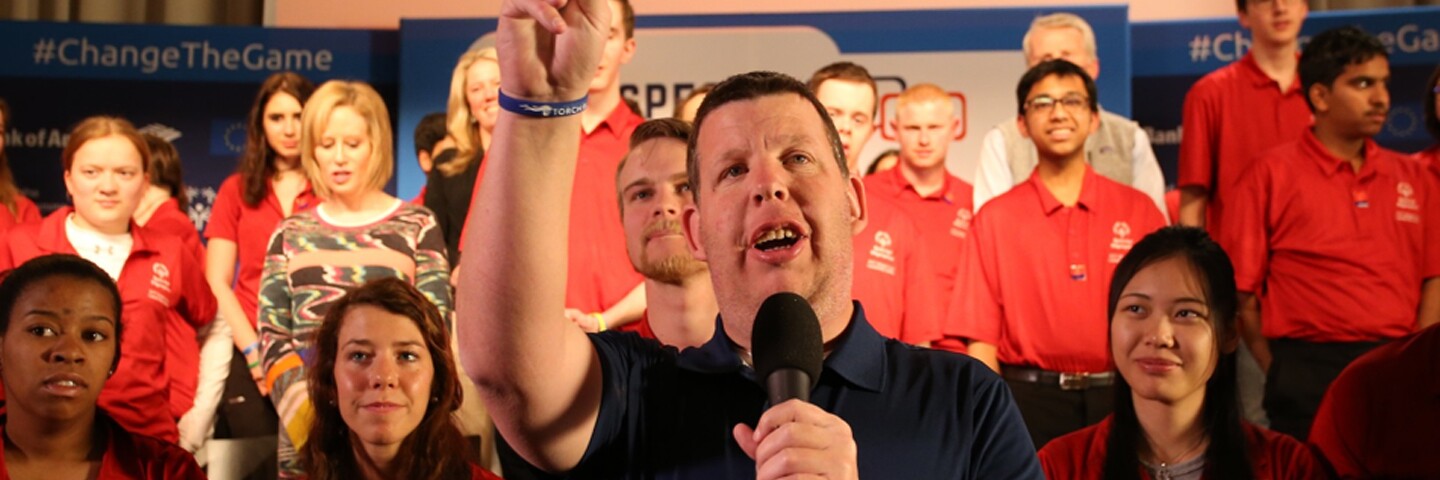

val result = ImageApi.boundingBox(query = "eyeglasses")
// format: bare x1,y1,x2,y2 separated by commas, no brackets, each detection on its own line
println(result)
1024,94,1089,115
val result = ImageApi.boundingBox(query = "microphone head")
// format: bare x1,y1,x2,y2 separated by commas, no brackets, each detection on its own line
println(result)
751,292,823,390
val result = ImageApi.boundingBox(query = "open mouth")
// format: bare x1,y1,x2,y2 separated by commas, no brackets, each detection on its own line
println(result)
753,226,801,252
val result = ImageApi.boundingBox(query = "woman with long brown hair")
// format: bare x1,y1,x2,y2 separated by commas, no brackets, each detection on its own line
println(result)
207,72,318,395
0,98,42,233
303,277,499,480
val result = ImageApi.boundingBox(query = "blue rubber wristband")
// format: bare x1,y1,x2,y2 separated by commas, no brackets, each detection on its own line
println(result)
498,90,588,118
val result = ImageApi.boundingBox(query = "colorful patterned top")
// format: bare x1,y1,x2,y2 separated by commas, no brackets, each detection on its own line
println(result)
257,200,450,477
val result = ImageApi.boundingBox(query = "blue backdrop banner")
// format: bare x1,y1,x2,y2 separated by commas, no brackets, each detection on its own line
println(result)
0,21,398,233
1131,6,1440,185
396,7,1133,199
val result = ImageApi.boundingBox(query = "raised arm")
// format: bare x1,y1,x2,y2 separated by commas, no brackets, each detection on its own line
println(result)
456,0,610,472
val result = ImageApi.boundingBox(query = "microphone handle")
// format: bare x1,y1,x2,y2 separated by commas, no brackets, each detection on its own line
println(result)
766,368,812,405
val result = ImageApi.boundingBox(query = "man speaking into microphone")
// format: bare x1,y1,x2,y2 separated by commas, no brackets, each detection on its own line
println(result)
457,0,1041,477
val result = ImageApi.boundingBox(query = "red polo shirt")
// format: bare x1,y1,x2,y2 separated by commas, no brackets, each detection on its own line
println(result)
1039,415,1325,479
0,195,39,234
1225,131,1440,342
1414,144,1439,169
0,208,217,442
1310,325,1440,479
948,167,1165,372
144,198,202,257
862,166,974,318
204,174,318,328
139,198,210,420
852,194,943,345
0,414,205,479
463,102,645,314
1179,52,1311,239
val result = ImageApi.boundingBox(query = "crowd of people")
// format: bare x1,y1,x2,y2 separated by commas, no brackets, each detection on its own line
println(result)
0,0,1436,478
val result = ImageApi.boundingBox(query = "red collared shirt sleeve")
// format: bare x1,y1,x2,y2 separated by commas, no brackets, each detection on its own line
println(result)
1421,164,1440,280
179,240,218,328
948,213,1002,345
205,175,242,242
1178,73,1222,192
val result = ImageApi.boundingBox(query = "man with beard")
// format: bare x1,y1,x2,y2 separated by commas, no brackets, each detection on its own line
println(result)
611,118,717,348
458,0,1041,476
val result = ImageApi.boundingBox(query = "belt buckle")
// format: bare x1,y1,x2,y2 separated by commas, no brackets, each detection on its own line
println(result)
1059,372,1089,391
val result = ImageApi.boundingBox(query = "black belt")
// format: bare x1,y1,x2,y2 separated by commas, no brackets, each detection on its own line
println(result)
1002,365,1114,391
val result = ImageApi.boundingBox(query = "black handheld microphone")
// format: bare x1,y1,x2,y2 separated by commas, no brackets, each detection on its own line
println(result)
751,292,823,405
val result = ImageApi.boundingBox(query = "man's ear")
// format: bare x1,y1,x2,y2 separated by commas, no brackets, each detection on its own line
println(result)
1309,83,1331,115
1017,115,1031,139
619,37,637,65
682,203,707,261
847,175,868,236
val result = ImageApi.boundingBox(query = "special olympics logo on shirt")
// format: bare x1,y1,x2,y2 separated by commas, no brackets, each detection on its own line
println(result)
1397,181,1422,223
148,261,173,307
1109,221,1135,262
868,230,896,271
1397,182,1420,212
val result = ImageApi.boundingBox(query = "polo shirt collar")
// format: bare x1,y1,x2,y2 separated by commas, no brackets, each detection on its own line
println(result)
37,207,157,256
270,180,316,213
676,301,886,393
884,166,958,202
1299,129,1391,179
1240,51,1303,94
587,100,643,140
1029,165,1098,216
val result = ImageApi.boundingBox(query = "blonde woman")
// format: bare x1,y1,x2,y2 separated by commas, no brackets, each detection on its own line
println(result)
425,46,498,263
258,80,451,478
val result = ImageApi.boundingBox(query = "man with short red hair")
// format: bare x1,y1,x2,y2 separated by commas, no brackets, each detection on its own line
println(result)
810,63,943,347
862,83,973,346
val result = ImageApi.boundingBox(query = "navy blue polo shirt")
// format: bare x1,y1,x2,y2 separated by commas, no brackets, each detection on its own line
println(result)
502,302,1042,479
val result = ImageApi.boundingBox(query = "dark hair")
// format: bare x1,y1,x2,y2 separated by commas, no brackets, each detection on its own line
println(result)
1102,226,1251,480
616,118,694,211
1235,0,1248,11
0,98,21,217
616,0,635,39
687,71,848,205
142,134,187,206
866,149,900,176
414,112,449,157
623,97,644,120
674,84,714,121
1299,26,1388,113
1425,64,1440,142
239,72,315,207
303,277,468,480
1015,59,1100,116
0,254,123,373
807,61,879,117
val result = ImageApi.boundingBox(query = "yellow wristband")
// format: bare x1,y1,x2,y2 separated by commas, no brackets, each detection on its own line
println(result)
591,312,607,332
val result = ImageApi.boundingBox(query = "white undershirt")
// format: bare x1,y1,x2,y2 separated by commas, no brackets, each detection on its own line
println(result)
315,198,404,227
65,214,133,280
